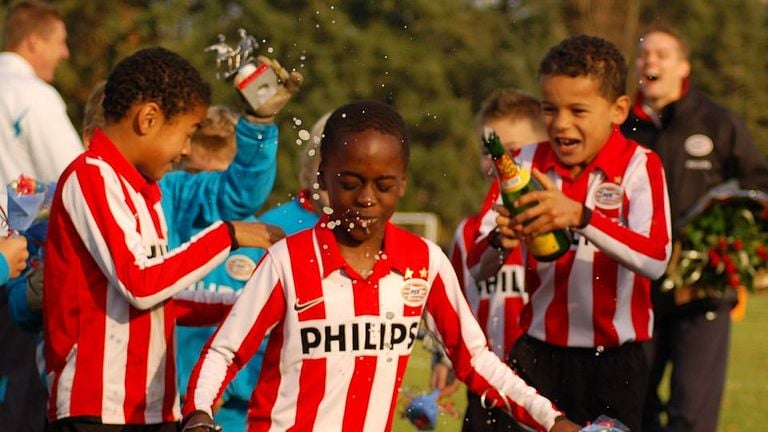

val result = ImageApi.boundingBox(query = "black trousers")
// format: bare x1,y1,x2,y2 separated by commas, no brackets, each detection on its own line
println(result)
462,389,525,432
509,334,647,432
643,293,731,432
47,418,178,432
0,289,47,432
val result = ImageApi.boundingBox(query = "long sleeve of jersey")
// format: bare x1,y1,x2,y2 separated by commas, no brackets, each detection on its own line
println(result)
471,141,671,282
52,160,232,311
173,288,240,327
161,120,278,248
184,253,284,417
573,147,671,280
423,245,561,432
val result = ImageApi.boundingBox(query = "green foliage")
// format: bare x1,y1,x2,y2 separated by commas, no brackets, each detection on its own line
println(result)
36,0,768,247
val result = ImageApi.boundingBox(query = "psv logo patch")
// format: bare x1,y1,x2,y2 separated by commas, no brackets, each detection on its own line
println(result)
225,254,257,281
593,183,623,210
401,279,428,307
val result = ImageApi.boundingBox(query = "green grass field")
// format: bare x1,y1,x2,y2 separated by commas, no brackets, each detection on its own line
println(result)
393,292,768,431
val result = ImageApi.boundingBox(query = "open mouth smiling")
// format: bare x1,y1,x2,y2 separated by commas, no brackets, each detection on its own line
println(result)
555,137,580,146
644,73,660,82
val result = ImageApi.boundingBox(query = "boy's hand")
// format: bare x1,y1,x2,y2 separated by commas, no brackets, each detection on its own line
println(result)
230,221,286,249
512,168,584,238
0,236,29,279
492,205,523,250
244,56,303,124
549,416,582,432
181,411,219,432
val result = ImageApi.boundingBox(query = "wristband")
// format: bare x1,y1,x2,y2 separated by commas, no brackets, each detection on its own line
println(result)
577,206,592,229
223,221,240,250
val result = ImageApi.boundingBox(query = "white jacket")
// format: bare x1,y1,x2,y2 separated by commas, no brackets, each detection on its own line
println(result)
0,52,82,185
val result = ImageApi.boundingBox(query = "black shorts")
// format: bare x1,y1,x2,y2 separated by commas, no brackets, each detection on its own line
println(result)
47,417,178,432
508,334,647,432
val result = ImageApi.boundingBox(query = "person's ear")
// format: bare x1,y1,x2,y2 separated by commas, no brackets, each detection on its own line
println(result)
317,168,327,191
679,59,691,80
134,102,162,135
611,95,631,125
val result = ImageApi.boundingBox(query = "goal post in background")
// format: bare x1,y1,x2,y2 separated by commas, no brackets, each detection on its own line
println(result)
391,212,440,244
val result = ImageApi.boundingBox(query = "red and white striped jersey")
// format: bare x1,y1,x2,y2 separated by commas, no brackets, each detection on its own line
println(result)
473,130,671,348
184,219,563,432
451,181,526,358
44,131,236,424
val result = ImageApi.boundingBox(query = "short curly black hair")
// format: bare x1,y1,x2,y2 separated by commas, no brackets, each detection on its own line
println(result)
539,34,627,101
103,47,211,123
320,100,410,168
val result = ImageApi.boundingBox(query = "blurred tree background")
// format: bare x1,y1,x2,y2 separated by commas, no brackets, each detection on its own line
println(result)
3,0,766,247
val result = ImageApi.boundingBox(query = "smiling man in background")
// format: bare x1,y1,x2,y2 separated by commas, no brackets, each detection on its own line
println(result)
0,3,82,432
0,0,82,185
622,24,768,432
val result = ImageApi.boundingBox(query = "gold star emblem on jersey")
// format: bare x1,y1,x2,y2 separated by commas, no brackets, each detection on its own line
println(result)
404,267,414,280
419,268,428,279
614,176,622,184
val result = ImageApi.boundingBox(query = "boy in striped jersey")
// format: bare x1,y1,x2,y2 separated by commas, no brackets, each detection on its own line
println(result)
479,35,672,430
432,88,547,432
43,47,280,432
182,100,581,432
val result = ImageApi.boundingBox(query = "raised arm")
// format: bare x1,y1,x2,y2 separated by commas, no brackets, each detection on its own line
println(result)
182,252,285,424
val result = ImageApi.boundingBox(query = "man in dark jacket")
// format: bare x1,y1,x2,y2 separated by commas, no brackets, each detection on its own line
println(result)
621,24,768,432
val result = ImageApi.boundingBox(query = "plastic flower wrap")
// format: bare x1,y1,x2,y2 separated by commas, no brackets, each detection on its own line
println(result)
400,387,460,431
662,180,768,295
402,389,440,430
580,415,630,432
2,175,56,235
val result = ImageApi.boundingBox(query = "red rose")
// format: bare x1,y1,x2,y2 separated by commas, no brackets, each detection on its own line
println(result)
757,245,767,262
717,237,728,251
708,250,721,267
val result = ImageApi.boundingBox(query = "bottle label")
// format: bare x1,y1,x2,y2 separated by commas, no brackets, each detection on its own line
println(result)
528,232,562,257
499,167,530,194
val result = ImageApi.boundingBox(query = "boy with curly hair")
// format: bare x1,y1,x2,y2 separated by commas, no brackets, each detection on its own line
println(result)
43,47,278,432
476,35,672,430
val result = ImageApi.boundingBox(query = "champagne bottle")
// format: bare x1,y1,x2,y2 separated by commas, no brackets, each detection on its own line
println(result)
482,127,571,262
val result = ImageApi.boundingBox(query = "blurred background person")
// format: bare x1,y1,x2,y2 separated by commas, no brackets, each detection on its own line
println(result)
622,24,768,432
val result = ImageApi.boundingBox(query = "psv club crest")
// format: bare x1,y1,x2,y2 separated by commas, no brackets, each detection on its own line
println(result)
401,267,429,307
593,182,623,210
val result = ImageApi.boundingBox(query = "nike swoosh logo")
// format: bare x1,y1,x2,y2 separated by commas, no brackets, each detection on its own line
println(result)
294,297,324,313
12,109,29,138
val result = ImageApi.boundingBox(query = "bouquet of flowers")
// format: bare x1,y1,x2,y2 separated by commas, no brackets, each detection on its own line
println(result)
1,174,55,236
662,180,768,296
